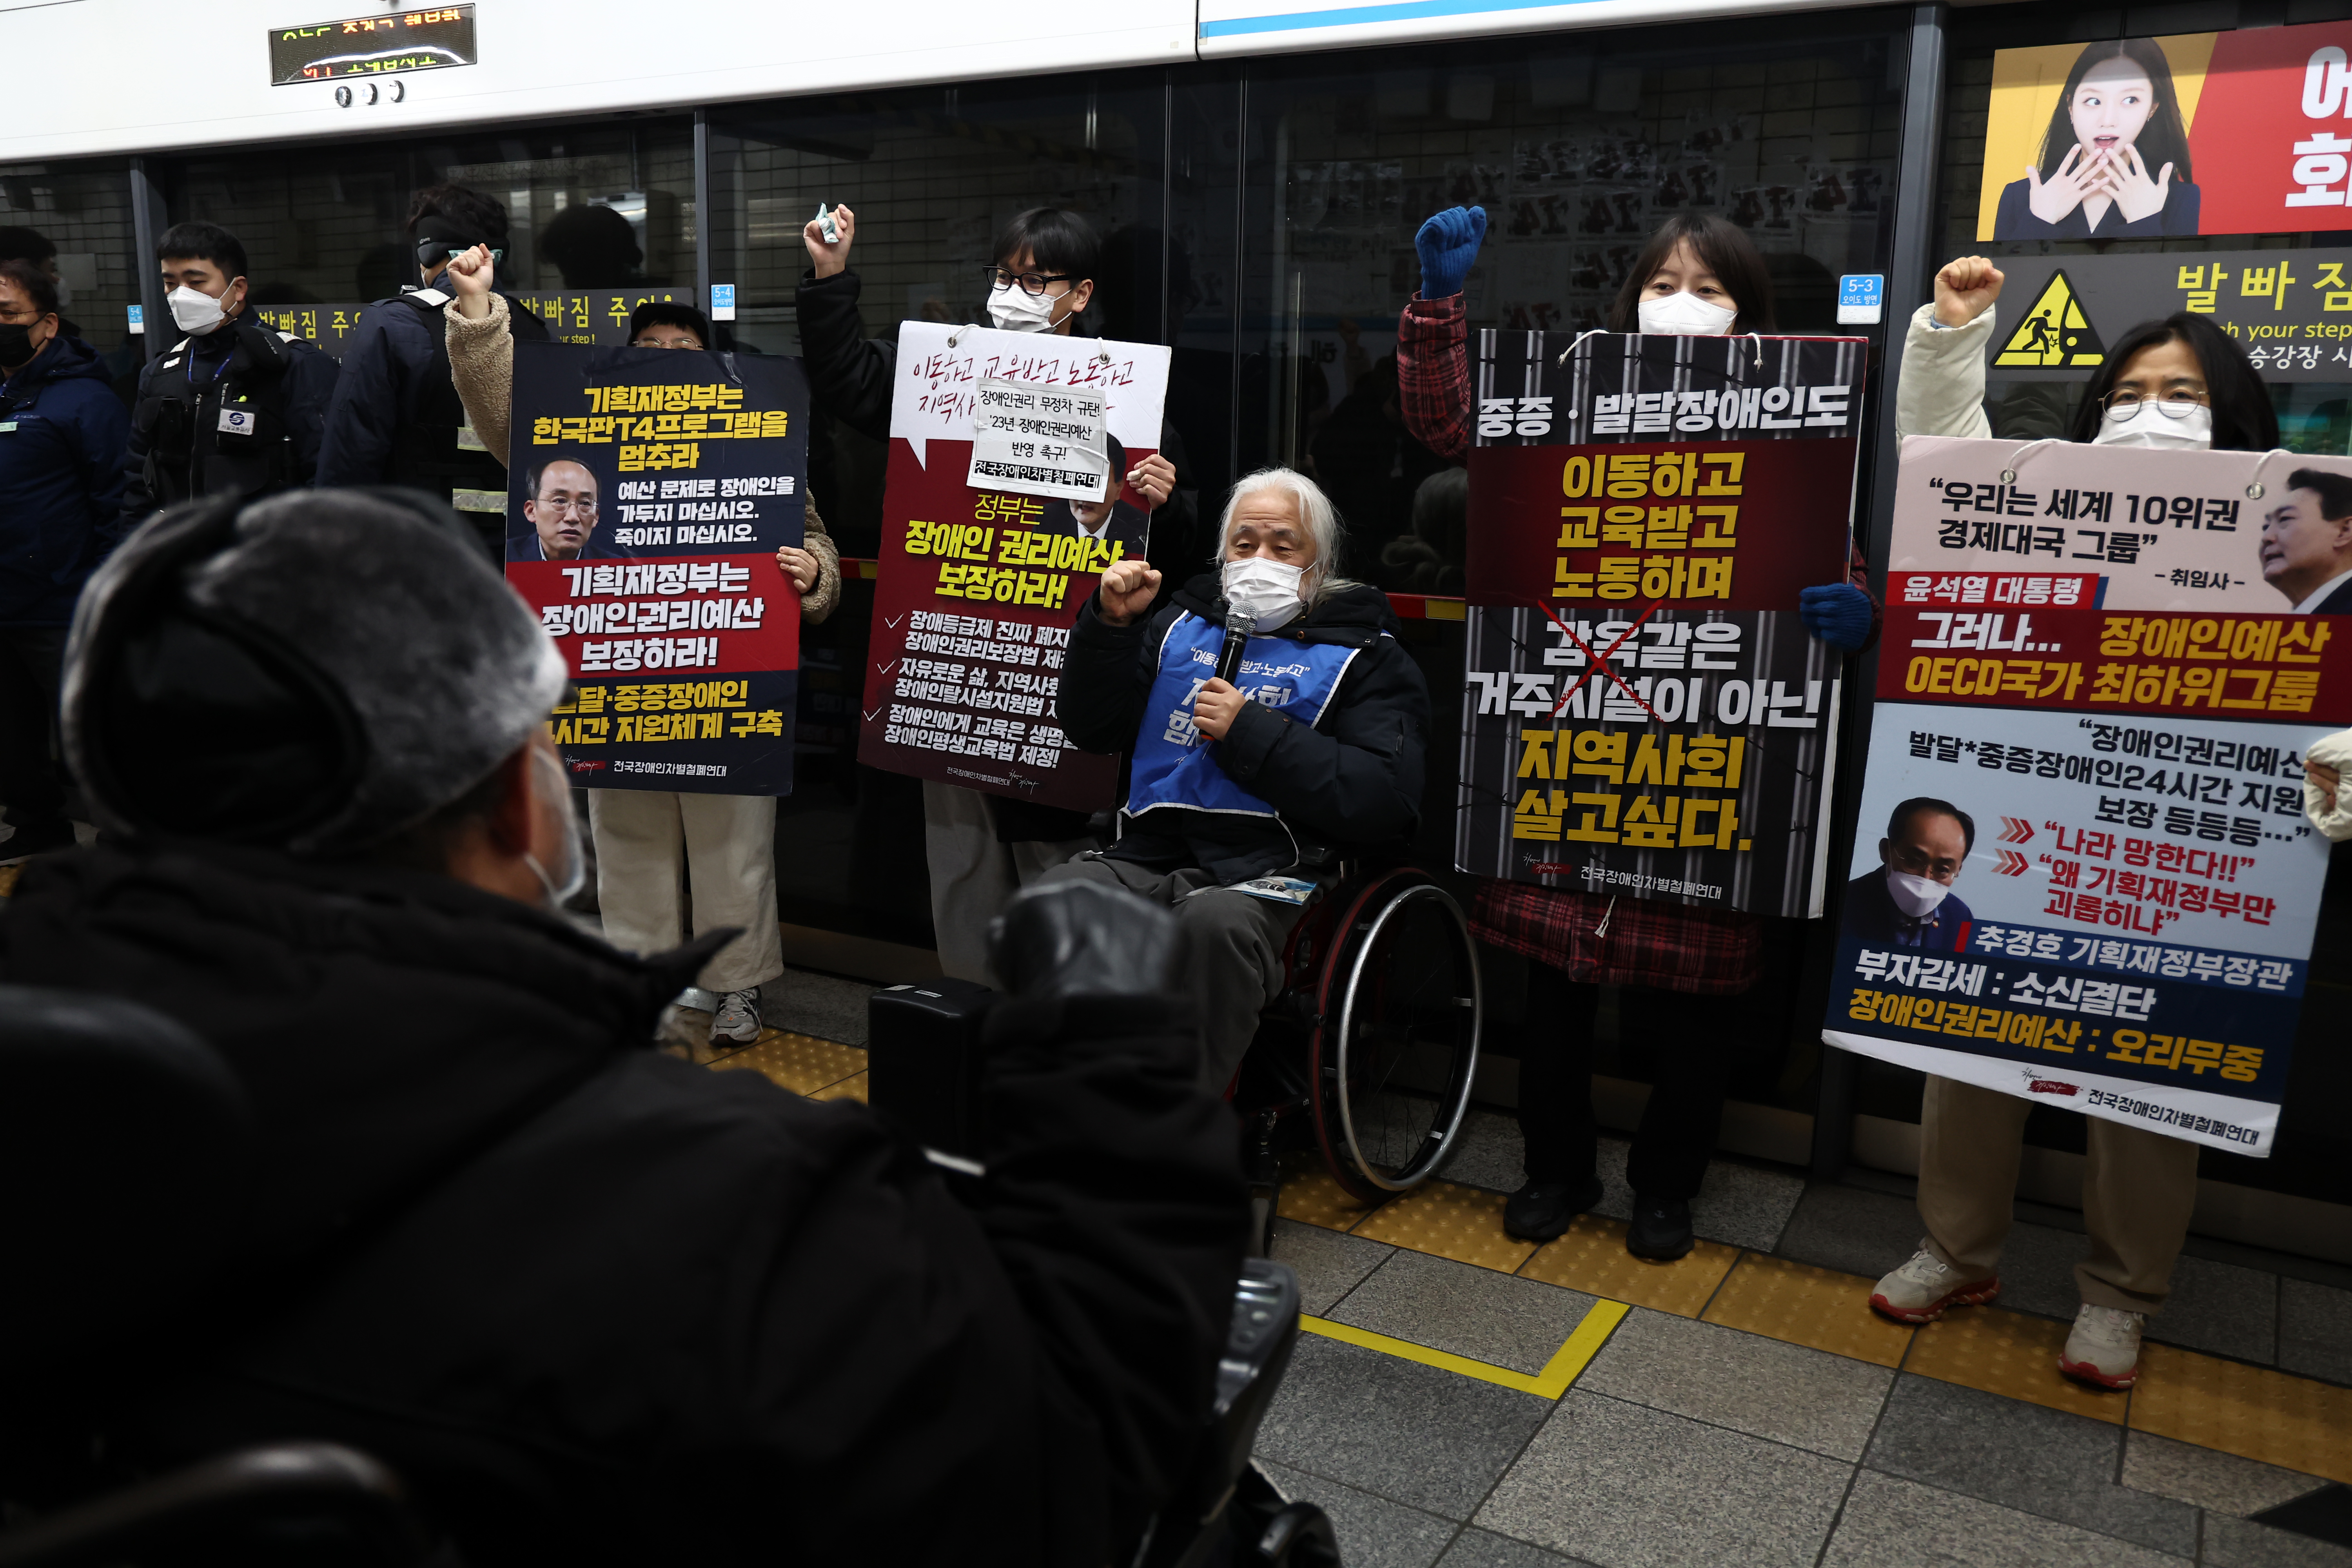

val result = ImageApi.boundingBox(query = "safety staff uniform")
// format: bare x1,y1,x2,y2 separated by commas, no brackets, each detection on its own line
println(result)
120,316,338,525
1045,571,1430,1087
316,276,549,556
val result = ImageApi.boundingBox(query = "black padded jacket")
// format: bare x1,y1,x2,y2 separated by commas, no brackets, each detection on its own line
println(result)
1058,573,1431,885
0,841,1245,1567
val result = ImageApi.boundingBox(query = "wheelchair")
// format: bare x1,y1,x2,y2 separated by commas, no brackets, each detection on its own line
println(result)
2,985,1344,1568
1231,862,1486,1253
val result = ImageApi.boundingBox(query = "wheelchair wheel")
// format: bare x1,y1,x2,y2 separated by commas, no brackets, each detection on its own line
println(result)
1307,871,1481,1202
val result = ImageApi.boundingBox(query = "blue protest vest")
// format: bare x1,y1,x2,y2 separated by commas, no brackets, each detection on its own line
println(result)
1126,612,1363,822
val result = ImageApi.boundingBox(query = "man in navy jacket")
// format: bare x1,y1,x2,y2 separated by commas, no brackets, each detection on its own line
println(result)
0,259,127,863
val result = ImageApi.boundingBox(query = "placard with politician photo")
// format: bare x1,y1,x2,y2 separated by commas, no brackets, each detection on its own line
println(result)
1978,20,2352,240
502,340,809,795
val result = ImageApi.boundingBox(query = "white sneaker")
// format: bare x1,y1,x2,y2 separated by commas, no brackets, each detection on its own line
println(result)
710,987,762,1045
1869,1247,2001,1324
2060,1303,2143,1390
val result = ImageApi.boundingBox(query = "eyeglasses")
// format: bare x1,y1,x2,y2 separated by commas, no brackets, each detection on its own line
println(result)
981,265,1073,296
2100,389,2208,418
0,305,43,323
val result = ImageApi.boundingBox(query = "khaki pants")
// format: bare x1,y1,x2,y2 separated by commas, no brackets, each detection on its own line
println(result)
588,789,782,995
1033,855,1308,1093
922,780,1094,983
1918,1074,2200,1314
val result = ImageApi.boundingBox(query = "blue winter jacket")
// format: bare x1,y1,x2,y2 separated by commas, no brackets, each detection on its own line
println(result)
0,335,132,626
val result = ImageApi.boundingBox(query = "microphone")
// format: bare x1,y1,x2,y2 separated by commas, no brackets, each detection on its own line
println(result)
1215,610,1256,687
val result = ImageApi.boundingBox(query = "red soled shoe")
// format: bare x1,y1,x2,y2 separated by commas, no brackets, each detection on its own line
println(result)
2058,1303,2143,1391
1869,1248,2002,1324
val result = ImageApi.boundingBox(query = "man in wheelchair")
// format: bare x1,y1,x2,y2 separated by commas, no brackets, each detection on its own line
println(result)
1047,467,1433,1091
0,490,1250,1566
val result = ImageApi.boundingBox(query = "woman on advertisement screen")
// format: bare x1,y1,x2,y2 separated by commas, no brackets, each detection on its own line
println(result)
1992,39,2202,239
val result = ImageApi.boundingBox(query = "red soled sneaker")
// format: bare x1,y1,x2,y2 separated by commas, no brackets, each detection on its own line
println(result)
1869,1248,2002,1324
2059,1303,2144,1390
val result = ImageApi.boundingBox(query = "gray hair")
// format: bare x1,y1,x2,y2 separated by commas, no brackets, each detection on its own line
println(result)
1210,466,1363,603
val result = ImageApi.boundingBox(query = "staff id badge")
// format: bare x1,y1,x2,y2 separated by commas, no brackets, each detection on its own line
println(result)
217,405,256,436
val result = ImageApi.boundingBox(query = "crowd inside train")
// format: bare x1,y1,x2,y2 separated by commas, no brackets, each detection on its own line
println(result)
0,171,2348,1564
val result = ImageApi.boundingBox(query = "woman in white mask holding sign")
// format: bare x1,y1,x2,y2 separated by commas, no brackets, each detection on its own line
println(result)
1875,254,2278,1394
1394,208,1884,1264
797,205,1199,982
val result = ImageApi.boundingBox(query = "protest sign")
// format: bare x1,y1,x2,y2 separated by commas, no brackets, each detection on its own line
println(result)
503,340,807,795
1826,437,2351,1154
859,321,1172,811
1455,330,1868,918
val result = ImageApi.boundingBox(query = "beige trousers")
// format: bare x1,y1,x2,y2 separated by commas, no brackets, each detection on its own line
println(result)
1918,1074,2201,1314
588,789,782,995
921,780,1094,983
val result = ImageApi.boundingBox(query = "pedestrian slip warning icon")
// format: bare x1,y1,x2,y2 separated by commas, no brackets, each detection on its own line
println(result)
1994,270,2104,368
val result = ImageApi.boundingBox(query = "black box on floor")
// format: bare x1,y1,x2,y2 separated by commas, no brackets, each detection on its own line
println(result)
866,978,995,1158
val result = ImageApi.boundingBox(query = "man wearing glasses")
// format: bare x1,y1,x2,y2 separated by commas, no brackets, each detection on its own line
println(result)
317,183,549,558
519,457,602,562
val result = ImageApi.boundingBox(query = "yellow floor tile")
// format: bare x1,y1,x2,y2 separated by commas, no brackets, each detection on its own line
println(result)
1516,1214,1739,1317
812,1071,869,1103
1904,1305,2123,1423
2131,1343,2352,1483
1700,1255,1915,1368
1276,1161,1385,1231
707,1032,868,1094
1352,1180,1538,1273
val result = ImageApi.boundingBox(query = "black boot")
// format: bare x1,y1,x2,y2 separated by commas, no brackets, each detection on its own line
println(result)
1626,1195,1694,1261
1503,1174,1604,1241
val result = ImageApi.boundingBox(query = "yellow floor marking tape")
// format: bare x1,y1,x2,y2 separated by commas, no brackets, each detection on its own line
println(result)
1299,1299,1632,1399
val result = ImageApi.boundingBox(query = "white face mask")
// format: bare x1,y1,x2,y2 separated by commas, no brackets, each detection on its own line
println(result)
1222,556,1308,632
523,744,586,909
1885,868,1954,920
988,285,1062,333
2090,400,2212,450
167,283,231,336
1637,290,1736,337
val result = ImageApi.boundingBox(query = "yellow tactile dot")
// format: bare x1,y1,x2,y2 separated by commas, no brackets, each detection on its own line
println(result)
1700,1254,1916,1368
1352,1179,1539,1272
1517,1214,1738,1317
812,1071,869,1103
1276,1159,1385,1230
707,1032,869,1095
1904,1305,2124,1423
2131,1343,2352,1483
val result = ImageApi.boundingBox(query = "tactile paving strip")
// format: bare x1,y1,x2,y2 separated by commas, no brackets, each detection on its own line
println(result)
0,864,20,898
1904,1305,2123,1423
812,1071,869,1103
2131,1343,2352,1483
1516,1214,1739,1318
1699,1255,1916,1368
1352,1180,1540,1273
707,1033,869,1095
1275,1161,1385,1231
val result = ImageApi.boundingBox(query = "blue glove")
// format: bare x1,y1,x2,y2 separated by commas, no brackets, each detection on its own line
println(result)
1415,206,1488,300
1799,583,1874,652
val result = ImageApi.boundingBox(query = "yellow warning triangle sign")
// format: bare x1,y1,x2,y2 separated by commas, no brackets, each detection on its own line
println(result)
1994,270,2105,368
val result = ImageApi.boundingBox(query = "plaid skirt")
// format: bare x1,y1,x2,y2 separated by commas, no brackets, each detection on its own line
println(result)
1471,881,1762,995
